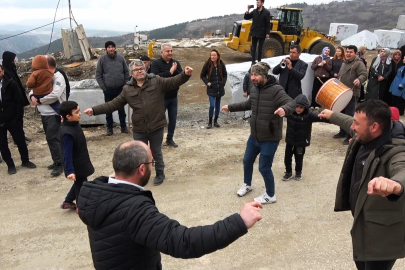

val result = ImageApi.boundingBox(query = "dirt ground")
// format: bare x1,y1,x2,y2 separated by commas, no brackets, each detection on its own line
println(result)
2,45,405,269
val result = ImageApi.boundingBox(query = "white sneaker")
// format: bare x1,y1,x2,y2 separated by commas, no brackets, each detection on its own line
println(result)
237,183,252,197
254,193,276,204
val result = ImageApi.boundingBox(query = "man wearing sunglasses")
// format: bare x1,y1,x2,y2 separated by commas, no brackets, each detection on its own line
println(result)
78,140,263,269
84,60,193,186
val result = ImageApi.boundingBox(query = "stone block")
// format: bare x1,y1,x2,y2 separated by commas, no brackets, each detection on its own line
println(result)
397,15,405,30
225,54,319,116
374,29,405,48
329,23,358,41
341,30,379,50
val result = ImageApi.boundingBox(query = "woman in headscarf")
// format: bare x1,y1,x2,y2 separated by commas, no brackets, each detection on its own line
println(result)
310,47,332,108
388,50,403,87
365,48,392,103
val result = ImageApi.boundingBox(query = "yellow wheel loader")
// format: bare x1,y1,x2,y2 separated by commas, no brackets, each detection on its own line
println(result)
224,7,336,58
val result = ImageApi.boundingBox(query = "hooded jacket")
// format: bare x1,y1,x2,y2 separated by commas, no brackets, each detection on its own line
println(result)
228,75,295,142
92,72,190,134
0,75,22,124
26,55,53,95
78,176,248,270
2,51,30,107
331,112,405,261
285,94,329,147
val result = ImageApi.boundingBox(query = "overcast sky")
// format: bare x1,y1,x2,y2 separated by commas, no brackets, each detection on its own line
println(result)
1,0,340,32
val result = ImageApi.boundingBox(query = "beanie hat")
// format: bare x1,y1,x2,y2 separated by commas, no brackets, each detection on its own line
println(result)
140,55,150,61
105,41,116,49
251,62,270,77
390,107,400,121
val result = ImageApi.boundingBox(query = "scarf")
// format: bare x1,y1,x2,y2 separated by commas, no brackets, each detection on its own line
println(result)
321,47,330,59
372,48,392,72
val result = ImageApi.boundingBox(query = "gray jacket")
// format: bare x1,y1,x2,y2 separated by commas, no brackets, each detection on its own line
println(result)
96,53,129,90
338,56,367,97
228,75,295,142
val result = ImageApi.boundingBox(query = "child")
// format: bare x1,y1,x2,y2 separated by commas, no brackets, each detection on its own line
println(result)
283,94,329,180
26,55,59,113
59,101,94,210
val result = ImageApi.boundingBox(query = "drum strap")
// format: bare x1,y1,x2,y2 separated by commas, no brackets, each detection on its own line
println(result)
339,62,360,81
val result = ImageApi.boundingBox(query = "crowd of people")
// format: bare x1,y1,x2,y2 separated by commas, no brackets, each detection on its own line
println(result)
2,3,405,266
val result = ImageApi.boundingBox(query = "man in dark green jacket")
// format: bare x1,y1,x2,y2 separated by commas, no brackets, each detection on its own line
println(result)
222,62,295,204
319,100,405,270
85,60,193,186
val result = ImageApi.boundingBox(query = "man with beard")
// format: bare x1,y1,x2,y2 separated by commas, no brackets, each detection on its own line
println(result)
222,62,295,204
95,41,129,136
84,60,193,186
319,100,405,270
2,51,31,141
78,140,263,269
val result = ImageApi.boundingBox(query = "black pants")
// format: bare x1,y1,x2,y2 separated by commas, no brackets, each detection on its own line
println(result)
251,37,265,64
64,176,88,204
0,119,29,168
133,127,164,174
392,95,405,116
103,88,127,130
355,259,396,270
284,144,305,173
41,115,62,164
311,77,329,108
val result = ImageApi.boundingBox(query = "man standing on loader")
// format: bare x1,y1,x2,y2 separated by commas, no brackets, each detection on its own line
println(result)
244,0,271,65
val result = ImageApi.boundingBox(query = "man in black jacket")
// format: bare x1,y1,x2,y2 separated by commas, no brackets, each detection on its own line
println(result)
0,65,36,175
272,45,308,99
78,140,263,269
244,0,271,65
151,43,183,147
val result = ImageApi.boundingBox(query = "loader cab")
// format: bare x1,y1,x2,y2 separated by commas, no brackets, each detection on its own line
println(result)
276,8,303,36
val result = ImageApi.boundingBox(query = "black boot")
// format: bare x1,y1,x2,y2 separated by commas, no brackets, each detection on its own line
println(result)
207,117,212,129
214,116,220,127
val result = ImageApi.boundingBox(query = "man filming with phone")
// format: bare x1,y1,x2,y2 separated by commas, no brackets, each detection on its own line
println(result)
272,45,308,99
244,0,271,65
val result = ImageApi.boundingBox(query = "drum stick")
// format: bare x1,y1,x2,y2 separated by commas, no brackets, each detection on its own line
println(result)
317,77,324,84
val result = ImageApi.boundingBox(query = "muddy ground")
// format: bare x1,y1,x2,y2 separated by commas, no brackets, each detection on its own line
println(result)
2,45,405,269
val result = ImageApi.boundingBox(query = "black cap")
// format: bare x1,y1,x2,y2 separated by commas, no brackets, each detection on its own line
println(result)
140,55,150,61
105,41,116,49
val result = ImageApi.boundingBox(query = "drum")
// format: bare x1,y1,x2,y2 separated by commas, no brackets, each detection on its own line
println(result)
315,79,353,112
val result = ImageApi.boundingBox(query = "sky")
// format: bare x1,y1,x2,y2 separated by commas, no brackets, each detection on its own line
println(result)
0,0,341,32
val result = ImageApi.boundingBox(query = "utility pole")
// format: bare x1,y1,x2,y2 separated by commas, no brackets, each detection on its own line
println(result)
68,0,72,29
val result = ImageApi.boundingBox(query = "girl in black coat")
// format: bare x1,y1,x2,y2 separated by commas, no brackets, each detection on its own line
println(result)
200,49,227,129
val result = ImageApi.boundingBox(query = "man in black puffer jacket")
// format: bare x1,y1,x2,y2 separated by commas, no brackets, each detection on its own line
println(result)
283,94,329,181
222,62,295,204
78,140,263,270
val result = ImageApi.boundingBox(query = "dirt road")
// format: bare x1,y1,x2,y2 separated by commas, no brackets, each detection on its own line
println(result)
1,46,404,269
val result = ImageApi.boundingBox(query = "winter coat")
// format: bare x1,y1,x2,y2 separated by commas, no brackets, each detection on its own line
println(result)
228,75,295,142
201,61,227,97
331,112,405,261
78,176,248,270
389,65,405,99
150,57,183,99
272,59,308,99
0,75,23,124
244,7,271,38
92,73,190,134
366,57,392,100
26,55,53,96
243,73,253,95
338,56,368,97
2,51,30,107
388,60,404,88
95,52,129,91
285,94,329,147
311,56,332,78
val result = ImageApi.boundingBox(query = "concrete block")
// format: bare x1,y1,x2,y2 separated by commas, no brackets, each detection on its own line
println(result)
225,54,319,116
397,15,405,30
341,30,379,50
329,23,358,41
374,29,405,48
69,79,129,125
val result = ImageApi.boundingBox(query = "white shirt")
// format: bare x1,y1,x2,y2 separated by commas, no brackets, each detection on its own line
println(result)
108,177,145,191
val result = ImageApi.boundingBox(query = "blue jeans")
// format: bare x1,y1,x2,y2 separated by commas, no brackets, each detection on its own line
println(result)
103,88,127,129
243,135,279,197
208,96,221,118
164,97,178,140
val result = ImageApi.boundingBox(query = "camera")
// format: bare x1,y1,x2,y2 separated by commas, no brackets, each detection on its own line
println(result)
248,5,254,8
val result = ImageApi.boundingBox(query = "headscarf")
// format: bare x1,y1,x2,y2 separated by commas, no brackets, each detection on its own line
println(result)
321,47,330,59
392,50,402,64
2,51,17,71
372,48,392,72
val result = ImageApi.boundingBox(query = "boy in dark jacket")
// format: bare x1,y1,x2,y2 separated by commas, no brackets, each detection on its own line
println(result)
283,94,329,180
59,101,94,210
